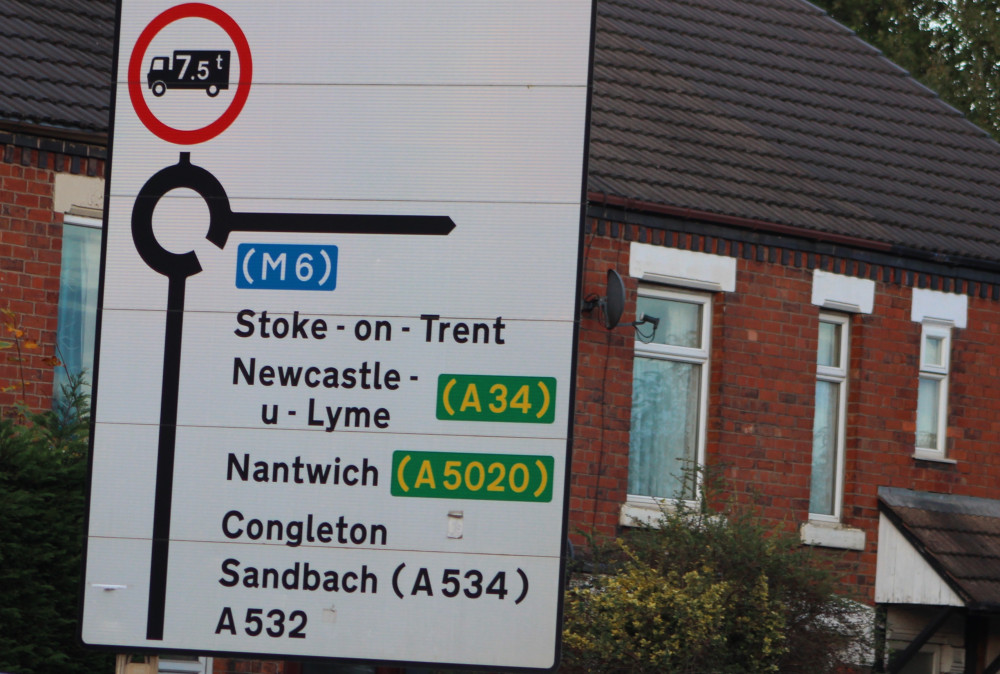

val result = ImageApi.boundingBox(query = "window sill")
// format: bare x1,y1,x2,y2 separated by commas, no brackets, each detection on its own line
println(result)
800,521,866,551
619,500,670,527
618,498,699,529
912,449,957,464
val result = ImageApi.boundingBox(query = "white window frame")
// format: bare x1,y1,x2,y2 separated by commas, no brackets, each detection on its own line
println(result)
622,285,711,523
809,312,849,523
914,321,952,461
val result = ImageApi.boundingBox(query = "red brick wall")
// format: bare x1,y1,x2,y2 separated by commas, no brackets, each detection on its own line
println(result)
572,222,635,533
2,146,61,414
571,218,1000,602
0,141,105,416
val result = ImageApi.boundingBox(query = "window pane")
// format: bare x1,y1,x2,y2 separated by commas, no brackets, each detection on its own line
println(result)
916,376,940,449
817,321,841,367
635,295,702,348
923,335,944,367
810,380,839,515
628,355,700,499
55,223,101,400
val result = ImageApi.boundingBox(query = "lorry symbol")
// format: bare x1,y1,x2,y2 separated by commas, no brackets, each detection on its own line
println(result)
147,50,230,97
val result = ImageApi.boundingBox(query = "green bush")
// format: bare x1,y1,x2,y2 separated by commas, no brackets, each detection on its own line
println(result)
0,376,114,674
562,478,871,673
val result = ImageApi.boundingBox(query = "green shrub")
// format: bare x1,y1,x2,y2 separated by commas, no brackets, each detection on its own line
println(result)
0,375,114,674
562,478,871,673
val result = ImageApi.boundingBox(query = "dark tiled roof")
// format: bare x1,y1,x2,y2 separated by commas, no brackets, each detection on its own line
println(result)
589,0,1000,264
880,487,1000,609
8,0,1000,265
0,0,114,136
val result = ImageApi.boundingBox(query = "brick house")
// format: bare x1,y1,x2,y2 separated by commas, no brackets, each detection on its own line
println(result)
8,0,1000,672
0,0,110,413
573,1,1000,671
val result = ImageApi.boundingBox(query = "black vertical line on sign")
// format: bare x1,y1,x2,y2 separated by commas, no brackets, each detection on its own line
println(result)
146,275,186,641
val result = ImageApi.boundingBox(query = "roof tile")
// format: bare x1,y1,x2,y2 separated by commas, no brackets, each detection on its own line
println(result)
590,0,1000,264
7,0,1000,265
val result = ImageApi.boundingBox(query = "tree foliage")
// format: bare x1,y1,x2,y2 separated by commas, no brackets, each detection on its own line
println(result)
816,0,1000,140
561,482,871,673
0,377,114,674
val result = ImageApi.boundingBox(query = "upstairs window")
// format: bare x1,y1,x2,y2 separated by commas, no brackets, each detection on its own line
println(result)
628,286,710,502
54,215,102,402
915,322,951,457
810,313,849,520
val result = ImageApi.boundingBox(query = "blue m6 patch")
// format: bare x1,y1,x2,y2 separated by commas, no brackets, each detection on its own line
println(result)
236,243,338,291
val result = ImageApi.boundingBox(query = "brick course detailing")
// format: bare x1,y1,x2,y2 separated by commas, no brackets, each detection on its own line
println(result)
0,142,105,416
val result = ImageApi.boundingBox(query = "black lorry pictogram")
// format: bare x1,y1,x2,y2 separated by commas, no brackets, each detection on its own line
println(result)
147,50,230,97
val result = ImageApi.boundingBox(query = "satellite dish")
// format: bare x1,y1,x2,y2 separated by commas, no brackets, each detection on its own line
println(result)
603,269,625,329
582,269,626,329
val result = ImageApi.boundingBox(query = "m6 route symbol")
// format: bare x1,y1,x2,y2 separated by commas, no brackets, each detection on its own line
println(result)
436,374,556,423
236,243,338,291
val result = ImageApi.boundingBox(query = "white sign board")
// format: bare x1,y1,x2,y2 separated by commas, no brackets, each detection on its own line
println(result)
81,1,593,670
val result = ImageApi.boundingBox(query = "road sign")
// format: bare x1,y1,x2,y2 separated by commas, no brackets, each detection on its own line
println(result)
81,1,594,670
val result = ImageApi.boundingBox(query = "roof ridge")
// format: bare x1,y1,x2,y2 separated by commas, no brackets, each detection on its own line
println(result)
598,32,949,115
592,103,1000,193
595,64,988,144
592,158,1000,245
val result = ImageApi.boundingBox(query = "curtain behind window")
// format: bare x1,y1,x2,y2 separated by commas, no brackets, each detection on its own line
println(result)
55,222,101,401
628,356,700,499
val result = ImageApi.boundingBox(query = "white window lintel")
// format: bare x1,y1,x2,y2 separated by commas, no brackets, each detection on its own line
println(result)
911,288,967,328
811,270,874,314
629,242,736,292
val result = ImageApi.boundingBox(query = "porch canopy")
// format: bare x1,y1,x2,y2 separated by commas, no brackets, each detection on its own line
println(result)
877,487,1000,673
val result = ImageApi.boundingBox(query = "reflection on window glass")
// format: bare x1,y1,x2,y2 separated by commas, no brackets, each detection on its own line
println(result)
915,322,950,455
923,335,943,367
810,379,839,515
628,289,708,502
629,356,701,500
54,221,101,402
635,295,701,348
916,376,940,448
817,321,840,367
810,314,848,519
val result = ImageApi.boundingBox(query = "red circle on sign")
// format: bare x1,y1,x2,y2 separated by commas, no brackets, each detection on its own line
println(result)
128,3,252,145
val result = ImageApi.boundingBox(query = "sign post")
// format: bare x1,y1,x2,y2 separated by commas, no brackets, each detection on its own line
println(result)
81,2,594,670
